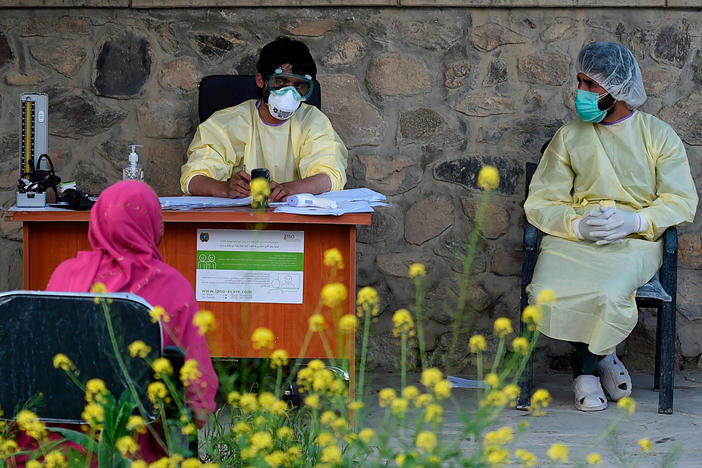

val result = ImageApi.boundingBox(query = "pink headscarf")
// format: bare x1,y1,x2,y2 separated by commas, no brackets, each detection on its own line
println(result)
46,181,217,455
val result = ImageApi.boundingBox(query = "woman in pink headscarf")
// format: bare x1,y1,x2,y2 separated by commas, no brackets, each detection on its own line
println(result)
21,181,218,463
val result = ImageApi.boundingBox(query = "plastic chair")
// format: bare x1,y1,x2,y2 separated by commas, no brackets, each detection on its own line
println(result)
0,291,170,423
516,161,679,414
198,74,322,123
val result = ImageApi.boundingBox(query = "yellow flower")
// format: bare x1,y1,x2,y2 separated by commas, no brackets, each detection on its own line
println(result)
477,165,499,191
128,340,152,358
44,450,67,468
402,385,420,401
258,392,276,408
127,415,147,434
391,397,409,417
277,426,293,439
116,435,139,455
618,396,636,415
271,400,288,415
85,378,108,404
392,308,415,337
512,337,529,355
349,400,364,411
480,390,508,408
415,393,432,408
421,368,443,388
181,423,195,435
514,448,538,467
181,459,200,468
486,448,510,467
547,443,568,462
359,428,375,443
264,451,287,468
250,327,275,351
530,388,552,415
321,445,342,464
378,388,397,408
250,431,273,451
586,452,603,465
493,317,513,338
416,431,437,453
321,282,348,308
151,358,173,379
324,248,344,269
638,438,652,453
131,462,147,468
485,373,499,388
180,359,201,386
433,379,452,400
521,305,542,327
356,286,380,317
53,353,76,372
424,404,443,423
147,381,170,405
408,262,426,279
308,313,326,332
233,421,252,434
396,454,407,466
316,431,336,447
503,384,521,407
320,410,337,426
0,439,18,457
16,409,46,439
484,426,513,447
91,282,108,303
270,349,289,368
469,334,487,353
26,460,42,468
338,314,357,333
193,310,215,335
149,305,169,323
304,394,320,409
250,177,271,206
81,403,104,425
536,289,556,305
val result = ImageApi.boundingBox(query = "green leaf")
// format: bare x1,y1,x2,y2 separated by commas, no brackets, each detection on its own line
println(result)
97,436,111,468
49,427,98,454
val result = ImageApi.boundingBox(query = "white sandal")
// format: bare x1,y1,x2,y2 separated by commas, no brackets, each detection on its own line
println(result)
597,353,632,401
573,374,608,411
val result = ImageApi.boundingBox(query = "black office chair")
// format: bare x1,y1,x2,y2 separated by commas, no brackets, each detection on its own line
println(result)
198,75,322,123
0,291,171,423
517,158,679,415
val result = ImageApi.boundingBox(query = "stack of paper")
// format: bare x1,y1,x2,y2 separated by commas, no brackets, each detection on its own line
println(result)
159,196,251,210
274,188,388,216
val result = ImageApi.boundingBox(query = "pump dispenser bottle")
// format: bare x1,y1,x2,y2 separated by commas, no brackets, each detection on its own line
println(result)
122,144,144,181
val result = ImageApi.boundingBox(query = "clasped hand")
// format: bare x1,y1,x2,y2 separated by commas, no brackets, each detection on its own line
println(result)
576,207,641,245
226,170,289,201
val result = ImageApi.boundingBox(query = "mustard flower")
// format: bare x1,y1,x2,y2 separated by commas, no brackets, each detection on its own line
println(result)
304,394,321,409
356,286,380,317
264,451,287,467
251,327,274,350
481,390,508,408
0,440,18,457
478,165,499,191
321,282,348,308
16,409,46,439
503,384,521,407
316,431,336,447
233,421,252,434
151,358,173,379
193,310,215,335
277,426,293,439
349,400,364,411
81,403,104,425
271,400,288,415
408,262,426,279
515,448,538,467
180,359,201,386
378,388,397,408
26,461,41,468
402,385,420,401
270,349,289,368
547,443,568,462
486,448,510,467
149,305,168,323
415,393,433,408
308,313,326,332
530,388,552,415
127,415,147,434
391,397,409,417
536,289,556,305
424,403,443,424
618,396,636,415
485,373,500,388
416,431,438,453
128,340,152,358
638,438,652,453
338,314,357,333
433,379,452,400
324,248,344,269
44,450,67,468
181,423,195,435
392,308,415,337
250,431,274,451
116,436,139,455
308,359,325,371
250,177,271,206
396,454,407,466
469,334,487,353
521,305,542,328
147,381,170,405
421,368,443,388
91,282,108,304
512,337,529,355
321,445,342,464
493,317,513,338
53,353,76,372
321,410,337,426
131,462,147,468
258,392,276,408
484,426,513,447
85,378,108,404
359,428,375,443
181,459,200,468
586,452,603,465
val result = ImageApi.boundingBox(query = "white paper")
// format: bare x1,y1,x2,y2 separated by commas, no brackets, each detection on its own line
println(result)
159,196,251,210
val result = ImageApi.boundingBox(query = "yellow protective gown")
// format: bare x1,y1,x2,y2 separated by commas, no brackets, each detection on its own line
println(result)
524,111,698,355
181,100,348,194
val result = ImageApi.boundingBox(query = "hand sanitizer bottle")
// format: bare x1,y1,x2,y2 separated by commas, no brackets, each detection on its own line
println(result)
122,144,144,181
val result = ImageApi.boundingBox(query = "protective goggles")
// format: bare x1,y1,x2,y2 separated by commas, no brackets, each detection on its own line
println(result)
266,68,314,100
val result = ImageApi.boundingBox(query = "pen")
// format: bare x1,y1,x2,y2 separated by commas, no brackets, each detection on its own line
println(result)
243,164,247,173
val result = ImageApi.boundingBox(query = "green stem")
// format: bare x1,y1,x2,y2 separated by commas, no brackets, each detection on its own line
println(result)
318,329,337,368
414,279,426,370
490,337,506,376
358,305,372,403
401,333,407,393
275,366,283,400
283,329,312,390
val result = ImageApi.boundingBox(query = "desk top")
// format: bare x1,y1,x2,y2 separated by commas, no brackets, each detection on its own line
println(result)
7,207,372,225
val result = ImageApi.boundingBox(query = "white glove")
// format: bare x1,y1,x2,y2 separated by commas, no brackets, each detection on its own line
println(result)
573,208,619,242
582,207,647,245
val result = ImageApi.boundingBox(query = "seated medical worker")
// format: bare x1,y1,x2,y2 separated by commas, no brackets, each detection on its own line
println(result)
524,42,697,412
181,36,348,201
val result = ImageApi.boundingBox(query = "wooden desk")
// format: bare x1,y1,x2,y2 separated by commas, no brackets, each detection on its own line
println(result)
8,208,371,363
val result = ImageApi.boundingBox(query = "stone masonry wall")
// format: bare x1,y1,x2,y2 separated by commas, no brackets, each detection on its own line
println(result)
0,6,701,372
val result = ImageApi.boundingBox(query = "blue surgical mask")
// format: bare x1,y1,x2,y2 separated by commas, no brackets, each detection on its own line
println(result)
574,89,611,123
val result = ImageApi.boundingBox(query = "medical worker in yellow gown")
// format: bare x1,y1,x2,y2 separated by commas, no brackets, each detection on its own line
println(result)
181,37,347,201
524,42,697,412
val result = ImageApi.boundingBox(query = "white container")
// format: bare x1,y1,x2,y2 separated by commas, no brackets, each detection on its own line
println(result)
122,144,144,182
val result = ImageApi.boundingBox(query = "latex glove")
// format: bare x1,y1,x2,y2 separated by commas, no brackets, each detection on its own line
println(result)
573,208,620,242
584,207,647,245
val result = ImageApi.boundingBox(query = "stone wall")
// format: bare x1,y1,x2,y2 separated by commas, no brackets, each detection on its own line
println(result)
1,5,701,372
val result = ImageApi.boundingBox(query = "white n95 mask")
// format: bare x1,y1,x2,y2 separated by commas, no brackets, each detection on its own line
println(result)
267,87,302,121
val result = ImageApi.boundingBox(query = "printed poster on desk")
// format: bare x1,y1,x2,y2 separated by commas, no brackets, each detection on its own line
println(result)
196,229,304,303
